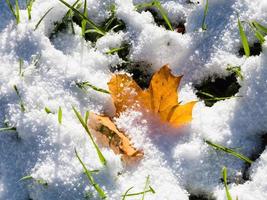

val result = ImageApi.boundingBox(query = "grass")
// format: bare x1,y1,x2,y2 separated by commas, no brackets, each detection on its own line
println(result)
81,0,88,37
5,0,20,24
72,106,106,165
135,0,173,31
226,65,244,81
222,167,233,200
26,0,35,20
238,18,250,57
13,85,26,112
58,0,105,36
58,106,62,124
121,176,155,199
18,175,48,187
106,46,127,55
198,91,241,102
249,21,267,44
75,149,107,199
76,81,110,94
18,58,24,77
202,0,209,30
45,107,52,114
34,7,54,31
205,139,253,164
0,126,16,132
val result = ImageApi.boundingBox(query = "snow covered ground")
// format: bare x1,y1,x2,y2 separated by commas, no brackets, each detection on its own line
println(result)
0,0,267,199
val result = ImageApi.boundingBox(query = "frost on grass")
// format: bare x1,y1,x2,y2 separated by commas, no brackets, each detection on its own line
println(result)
1,0,267,199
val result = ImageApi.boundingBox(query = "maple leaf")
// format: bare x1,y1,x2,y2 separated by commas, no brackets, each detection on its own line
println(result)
108,64,197,127
88,112,143,163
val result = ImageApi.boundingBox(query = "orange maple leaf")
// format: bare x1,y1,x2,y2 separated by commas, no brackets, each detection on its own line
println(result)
108,64,197,127
88,112,143,163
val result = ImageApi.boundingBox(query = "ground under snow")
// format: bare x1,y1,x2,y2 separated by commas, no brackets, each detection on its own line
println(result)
1,0,267,199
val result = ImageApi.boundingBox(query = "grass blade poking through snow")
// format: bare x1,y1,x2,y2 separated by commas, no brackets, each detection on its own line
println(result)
13,85,25,112
34,7,54,31
135,0,173,31
5,0,20,24
0,126,16,132
81,0,88,37
58,106,62,124
72,106,106,165
122,176,155,199
75,149,107,199
202,0,209,30
222,167,233,200
205,140,253,164
238,18,250,57
76,81,110,94
58,0,105,36
26,0,35,20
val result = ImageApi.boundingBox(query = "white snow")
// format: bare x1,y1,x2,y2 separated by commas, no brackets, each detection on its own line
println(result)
1,0,267,199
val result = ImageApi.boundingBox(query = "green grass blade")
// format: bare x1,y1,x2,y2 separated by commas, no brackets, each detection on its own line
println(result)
76,81,110,94
72,106,106,165
58,0,105,36
19,58,23,77
18,175,33,182
122,187,134,200
13,85,25,112
15,0,20,24
142,176,150,200
34,7,54,31
135,0,173,31
252,21,267,34
153,1,173,31
5,0,16,17
202,0,209,30
238,18,250,57
26,0,35,20
58,106,62,124
106,46,126,55
222,167,233,200
45,107,52,114
205,140,253,164
0,126,16,132
75,149,107,199
81,0,88,37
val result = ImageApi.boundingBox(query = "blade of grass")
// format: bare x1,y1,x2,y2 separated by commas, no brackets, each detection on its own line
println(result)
5,0,20,24
0,126,16,132
13,85,25,112
76,81,110,94
135,0,173,31
121,187,134,200
106,46,126,55
15,0,20,24
45,107,52,114
81,0,88,37
202,0,209,30
153,1,173,31
26,0,35,20
122,176,155,198
248,22,265,44
58,106,62,124
18,175,33,182
252,21,267,34
58,0,105,36
205,139,253,164
72,106,106,165
238,18,250,57
222,167,233,200
19,58,23,77
75,149,107,199
34,7,54,31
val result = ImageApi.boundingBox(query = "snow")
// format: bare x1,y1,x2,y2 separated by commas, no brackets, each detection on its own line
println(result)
0,0,267,199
